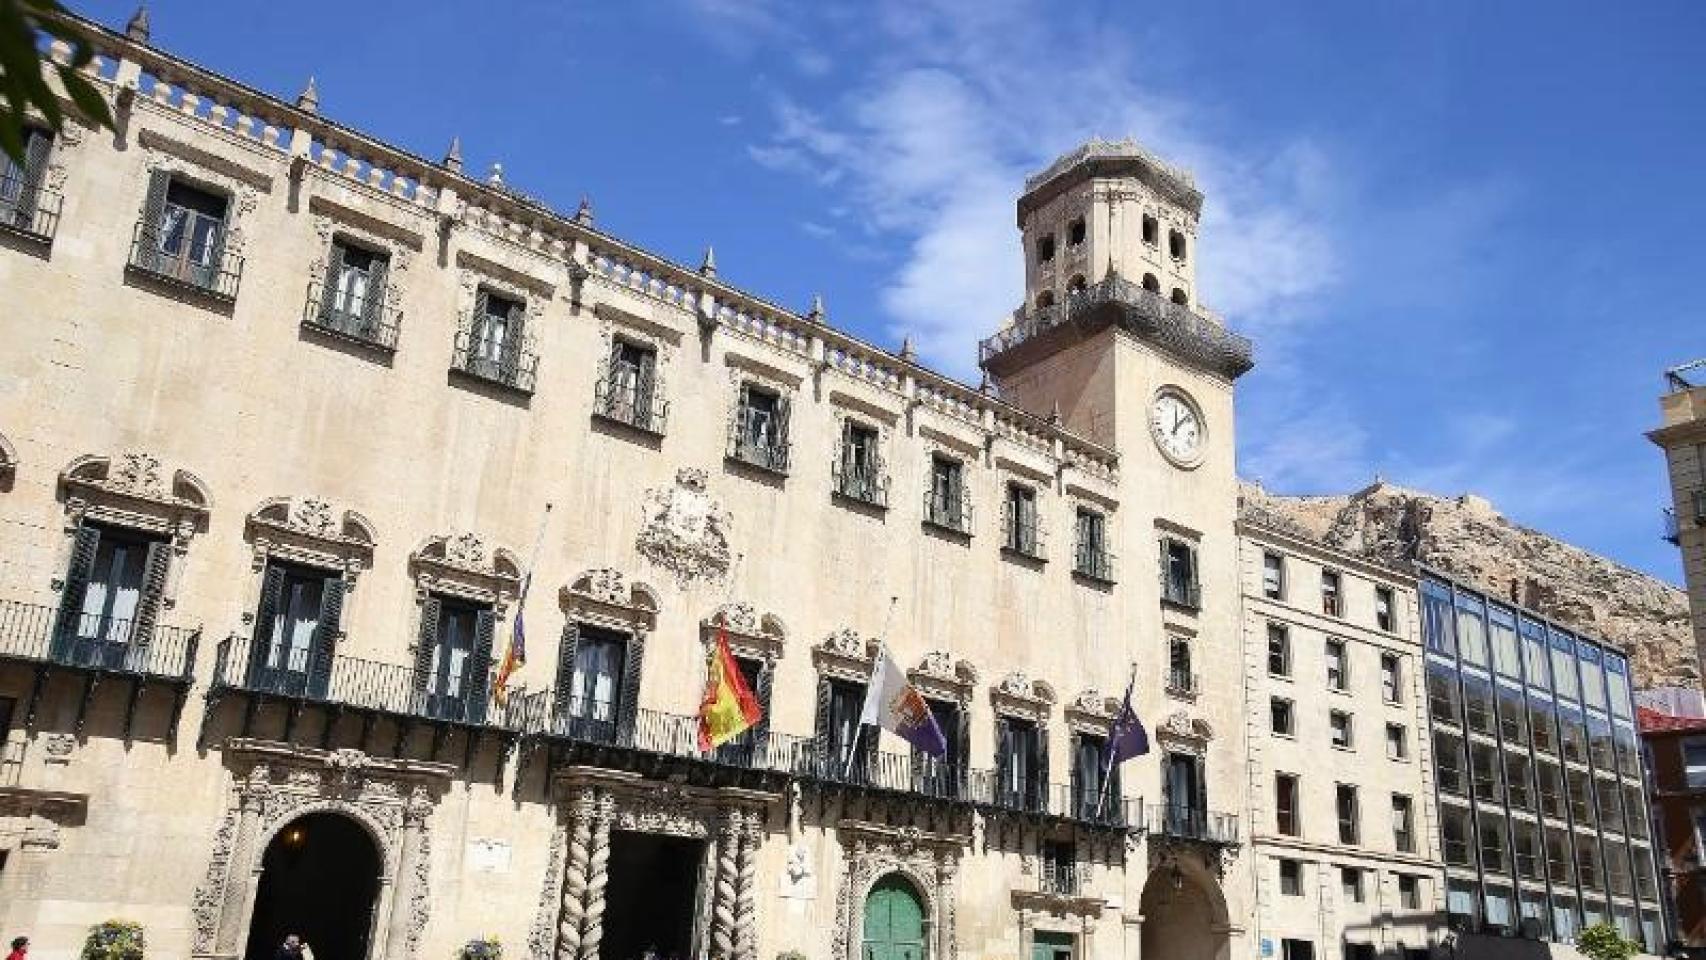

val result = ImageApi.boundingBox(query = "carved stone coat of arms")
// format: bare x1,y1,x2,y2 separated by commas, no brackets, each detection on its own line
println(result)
636,468,733,587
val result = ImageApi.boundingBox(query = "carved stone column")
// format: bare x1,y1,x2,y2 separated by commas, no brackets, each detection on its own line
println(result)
735,810,761,960
214,769,269,958
578,791,614,960
711,808,740,960
556,789,595,960
383,787,431,960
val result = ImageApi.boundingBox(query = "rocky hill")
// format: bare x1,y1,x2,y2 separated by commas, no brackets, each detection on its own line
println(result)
1240,481,1698,688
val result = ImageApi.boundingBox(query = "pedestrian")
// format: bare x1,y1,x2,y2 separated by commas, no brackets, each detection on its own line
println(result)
6,937,26,960
275,934,313,960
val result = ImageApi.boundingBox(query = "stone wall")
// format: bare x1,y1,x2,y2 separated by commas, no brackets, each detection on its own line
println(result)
1239,481,1697,688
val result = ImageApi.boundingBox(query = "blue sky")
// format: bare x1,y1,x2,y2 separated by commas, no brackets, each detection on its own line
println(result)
82,0,1706,582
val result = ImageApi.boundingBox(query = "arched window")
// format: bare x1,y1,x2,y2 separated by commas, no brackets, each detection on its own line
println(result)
1142,215,1159,246
1142,273,1160,293
1036,290,1056,310
1036,234,1057,264
1169,229,1187,261
1067,275,1087,294
1067,217,1086,246
1171,288,1189,306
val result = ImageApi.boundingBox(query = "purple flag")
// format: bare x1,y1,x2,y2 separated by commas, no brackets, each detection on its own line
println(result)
1103,674,1150,769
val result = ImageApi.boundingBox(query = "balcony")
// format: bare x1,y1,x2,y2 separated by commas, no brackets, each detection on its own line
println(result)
1040,858,1081,897
593,370,669,435
302,281,401,352
1160,572,1201,610
0,172,61,244
126,221,242,300
1145,803,1240,846
1166,668,1199,698
1073,542,1116,583
924,488,974,536
206,634,524,738
1001,504,1047,561
452,320,538,395
832,454,889,508
726,410,790,475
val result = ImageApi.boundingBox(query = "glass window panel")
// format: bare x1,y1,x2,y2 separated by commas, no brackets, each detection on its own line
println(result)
1479,810,1510,874
1552,896,1579,943
1587,714,1616,772
1435,731,1467,797
1421,580,1456,656
1512,818,1542,879
1521,618,1550,690
1576,835,1603,892
1428,665,1461,727
1489,605,1521,678
1497,683,1528,745
1456,594,1489,669
1545,826,1574,884
1579,644,1607,712
1471,741,1503,803
1551,629,1580,701
1568,771,1597,828
1536,760,1567,820
1559,707,1588,765
1624,783,1648,839
1483,883,1515,935
1463,676,1495,736
1519,890,1550,940
1606,654,1632,719
1447,879,1478,929
1505,752,1533,809
1529,697,1558,756
1441,804,1473,866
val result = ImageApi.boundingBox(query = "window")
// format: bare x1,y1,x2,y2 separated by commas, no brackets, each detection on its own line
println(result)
1392,794,1415,852
1170,287,1189,305
1505,751,1533,808
1067,217,1086,246
1536,760,1566,819
1281,940,1313,960
315,239,391,341
135,174,232,291
1070,731,1116,820
1276,773,1300,836
996,716,1044,812
1073,509,1112,581
1567,772,1596,827
833,422,885,506
1529,699,1557,755
1142,272,1160,293
1385,723,1407,760
822,678,871,780
1381,653,1402,703
1271,698,1295,737
1559,708,1588,763
563,625,629,743
1489,606,1521,678
1321,570,1343,617
1513,821,1542,879
57,523,170,658
416,597,494,723
1325,638,1348,690
249,561,343,699
1375,586,1395,631
1142,214,1158,246
459,287,532,386
1576,834,1602,891
1167,637,1194,695
1478,810,1509,873
1034,290,1055,310
1036,233,1056,263
1398,875,1420,910
1263,551,1285,599
1330,711,1354,750
1159,537,1200,607
1470,741,1502,803
925,455,968,532
1067,274,1087,294
918,698,963,800
1497,685,1528,745
1341,867,1364,903
1040,839,1078,896
1279,858,1303,896
730,383,790,473
1427,665,1461,725
1545,826,1574,884
1462,676,1495,735
1003,483,1042,558
1268,623,1291,677
597,339,662,432
1685,737,1706,788
1441,804,1473,865
1168,228,1187,261
0,125,51,233
1457,599,1489,669
1337,784,1360,844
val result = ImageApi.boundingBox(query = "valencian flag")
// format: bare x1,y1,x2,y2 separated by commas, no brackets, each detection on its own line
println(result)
493,571,529,706
1097,669,1150,816
698,628,763,751
856,642,948,757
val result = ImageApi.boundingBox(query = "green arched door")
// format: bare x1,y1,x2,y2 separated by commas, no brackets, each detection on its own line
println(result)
863,875,927,960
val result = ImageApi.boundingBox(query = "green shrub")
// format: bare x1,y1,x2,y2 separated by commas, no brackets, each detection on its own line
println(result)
776,951,807,960
80,920,144,960
457,936,502,960
1576,922,1638,960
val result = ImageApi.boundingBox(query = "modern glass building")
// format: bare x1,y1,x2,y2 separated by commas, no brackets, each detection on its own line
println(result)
1420,570,1664,953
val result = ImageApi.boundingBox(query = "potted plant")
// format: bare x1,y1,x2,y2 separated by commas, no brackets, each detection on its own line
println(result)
80,920,145,960
457,936,502,960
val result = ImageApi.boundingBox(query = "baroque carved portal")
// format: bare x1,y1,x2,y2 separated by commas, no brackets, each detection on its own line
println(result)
190,740,452,960
832,821,964,960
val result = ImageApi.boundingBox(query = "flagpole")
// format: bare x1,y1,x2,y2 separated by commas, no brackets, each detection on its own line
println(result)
497,503,552,703
1096,662,1138,820
845,596,899,779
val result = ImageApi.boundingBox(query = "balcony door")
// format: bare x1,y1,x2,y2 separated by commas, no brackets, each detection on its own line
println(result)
997,717,1046,811
1163,752,1206,834
54,523,169,668
565,625,627,743
607,340,657,425
249,562,343,699
416,598,495,723
142,173,228,287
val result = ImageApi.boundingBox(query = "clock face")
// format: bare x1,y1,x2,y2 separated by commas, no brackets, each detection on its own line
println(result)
1150,389,1206,466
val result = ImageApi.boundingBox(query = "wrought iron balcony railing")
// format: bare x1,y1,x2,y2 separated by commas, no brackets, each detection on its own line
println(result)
1166,668,1199,697
593,370,668,435
1040,858,1081,897
1144,802,1239,845
833,454,889,507
1073,542,1115,582
924,488,973,535
452,321,539,394
1160,572,1201,609
0,598,198,680
302,281,401,352
0,172,61,243
126,221,243,299
1001,503,1046,560
209,634,520,728
518,693,1139,826
726,409,790,474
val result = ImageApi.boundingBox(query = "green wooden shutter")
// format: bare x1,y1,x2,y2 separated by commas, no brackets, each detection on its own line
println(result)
995,717,1012,805
319,240,345,324
206,192,232,291
13,129,51,225
615,631,644,746
412,597,441,693
774,393,792,471
1069,732,1083,816
552,622,580,721
467,608,496,724
1035,723,1051,811
468,288,491,369
812,676,832,777
363,251,389,335
307,574,344,700
138,169,170,270
248,564,287,682
130,539,172,647
635,346,656,423
752,659,774,757
52,525,102,656
1157,538,1171,597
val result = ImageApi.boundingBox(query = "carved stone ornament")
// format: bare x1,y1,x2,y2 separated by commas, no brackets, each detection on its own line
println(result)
446,532,486,566
999,671,1034,698
110,451,163,493
59,452,213,546
584,568,627,605
1156,710,1214,745
636,468,733,588
293,498,336,537
246,496,377,580
823,629,869,659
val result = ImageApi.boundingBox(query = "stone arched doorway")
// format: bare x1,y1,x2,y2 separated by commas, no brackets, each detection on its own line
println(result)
1138,861,1229,960
863,874,927,960
243,811,383,960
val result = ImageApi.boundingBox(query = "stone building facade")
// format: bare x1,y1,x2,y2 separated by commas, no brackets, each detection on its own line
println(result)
0,11,1252,960
1651,361,1706,680
1234,516,1443,960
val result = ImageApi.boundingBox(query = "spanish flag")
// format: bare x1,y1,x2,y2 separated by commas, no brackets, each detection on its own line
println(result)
697,628,762,751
